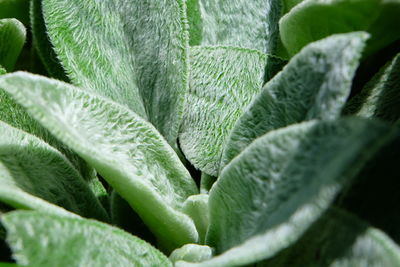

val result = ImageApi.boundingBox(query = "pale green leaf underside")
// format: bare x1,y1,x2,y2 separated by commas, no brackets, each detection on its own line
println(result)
260,208,400,266
197,0,281,54
0,121,108,221
221,32,367,169
0,72,198,250
204,118,394,266
171,244,213,264
0,18,25,71
2,210,172,267
43,0,189,147
280,0,400,57
179,46,268,176
345,53,400,123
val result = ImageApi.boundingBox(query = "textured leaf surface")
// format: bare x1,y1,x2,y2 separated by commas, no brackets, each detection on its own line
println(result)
345,53,400,123
171,244,213,264
0,72,198,250
2,211,172,267
0,121,108,221
197,0,281,53
179,46,268,176
221,33,367,168
280,0,400,57
43,0,189,147
203,118,394,266
0,18,25,71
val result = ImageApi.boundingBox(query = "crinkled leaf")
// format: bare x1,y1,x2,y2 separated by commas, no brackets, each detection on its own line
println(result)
0,18,25,71
0,121,109,221
345,53,400,123
221,32,367,169
171,244,213,264
0,72,198,250
280,0,400,57
43,0,189,147
0,0,30,25
2,210,172,267
203,118,395,266
179,46,268,176
197,0,281,53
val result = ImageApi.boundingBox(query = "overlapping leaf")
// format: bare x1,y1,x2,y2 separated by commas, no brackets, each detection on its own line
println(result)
0,72,198,250
0,18,25,71
171,244,213,264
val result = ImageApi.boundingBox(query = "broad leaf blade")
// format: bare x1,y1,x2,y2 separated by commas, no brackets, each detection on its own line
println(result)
0,18,25,71
0,121,109,221
221,32,367,169
205,118,395,265
179,46,268,176
2,210,172,267
0,72,198,250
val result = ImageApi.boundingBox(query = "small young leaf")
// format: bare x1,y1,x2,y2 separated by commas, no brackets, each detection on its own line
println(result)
0,72,198,250
221,32,367,168
171,244,213,264
0,18,25,71
2,210,172,267
183,194,209,244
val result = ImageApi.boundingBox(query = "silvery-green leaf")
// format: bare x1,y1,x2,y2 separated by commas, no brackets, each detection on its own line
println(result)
197,0,281,53
280,0,400,57
2,210,172,267
183,194,209,244
203,118,395,266
0,121,109,221
221,32,367,169
0,72,198,250
171,244,213,264
179,46,268,176
345,53,400,123
0,0,30,25
42,0,189,147
0,18,25,71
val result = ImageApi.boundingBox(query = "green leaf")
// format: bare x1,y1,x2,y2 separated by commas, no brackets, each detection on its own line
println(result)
0,66,5,75
187,0,203,46
204,118,395,266
200,173,216,194
283,0,305,13
0,72,198,250
259,208,400,266
171,244,213,264
221,32,367,169
197,0,282,53
183,194,209,244
179,46,268,176
2,210,172,267
0,121,109,221
0,18,26,71
280,0,400,57
0,0,30,25
345,53,400,123
42,0,190,147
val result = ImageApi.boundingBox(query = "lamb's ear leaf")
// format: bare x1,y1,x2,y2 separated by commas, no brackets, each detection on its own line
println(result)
0,121,109,222
183,194,209,244
201,118,395,266
0,0,30,25
42,0,189,148
258,208,400,266
0,18,26,71
200,173,216,194
187,0,202,46
344,53,400,123
280,0,400,57
179,46,268,176
2,210,172,267
221,32,368,169
0,72,198,251
197,0,281,54
171,244,213,264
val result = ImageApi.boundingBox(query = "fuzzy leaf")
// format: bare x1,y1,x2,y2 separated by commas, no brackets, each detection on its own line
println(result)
0,121,109,221
280,0,400,57
200,173,216,194
0,72,198,250
2,210,172,267
203,118,395,266
221,32,367,168
42,0,189,147
171,244,213,264
183,194,209,244
0,18,25,71
179,46,268,176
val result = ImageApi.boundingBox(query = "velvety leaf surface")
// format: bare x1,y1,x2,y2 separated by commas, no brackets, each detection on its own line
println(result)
183,194,209,244
203,118,395,266
179,46,268,176
280,0,400,57
0,0,30,25
0,121,109,221
171,244,213,264
186,0,202,46
0,72,198,250
345,53,400,123
197,0,281,53
221,33,367,169
42,0,189,147
0,18,25,71
2,210,172,267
